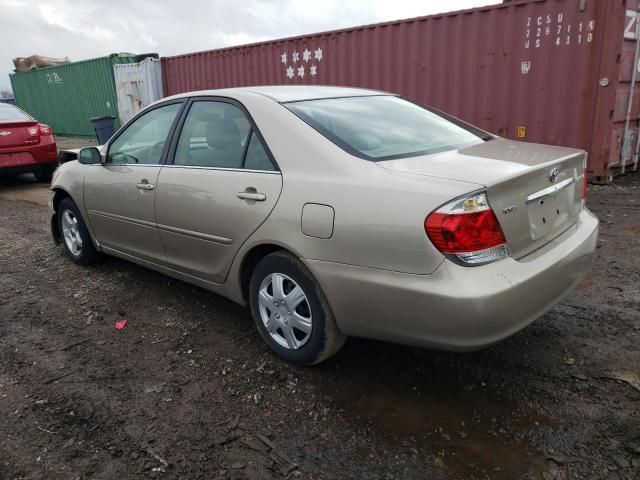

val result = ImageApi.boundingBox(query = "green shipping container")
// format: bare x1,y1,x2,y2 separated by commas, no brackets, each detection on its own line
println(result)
9,53,135,136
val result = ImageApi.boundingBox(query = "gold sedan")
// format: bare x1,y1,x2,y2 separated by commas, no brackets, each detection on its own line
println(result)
50,86,598,365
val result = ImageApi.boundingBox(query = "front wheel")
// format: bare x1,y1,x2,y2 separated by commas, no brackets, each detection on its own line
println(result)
57,197,97,266
249,251,346,365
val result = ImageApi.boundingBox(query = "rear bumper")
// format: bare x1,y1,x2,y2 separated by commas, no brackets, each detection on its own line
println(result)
306,209,598,351
0,139,58,173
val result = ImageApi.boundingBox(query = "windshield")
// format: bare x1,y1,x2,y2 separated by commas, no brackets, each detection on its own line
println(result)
286,95,489,161
0,104,32,121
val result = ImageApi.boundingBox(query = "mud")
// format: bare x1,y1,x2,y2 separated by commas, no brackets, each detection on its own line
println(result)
0,171,638,480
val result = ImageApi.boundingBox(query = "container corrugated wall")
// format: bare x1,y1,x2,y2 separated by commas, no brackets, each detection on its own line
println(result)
10,53,135,136
114,57,164,126
161,0,640,182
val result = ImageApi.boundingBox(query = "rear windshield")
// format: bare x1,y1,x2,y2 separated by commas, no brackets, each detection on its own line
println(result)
286,95,489,161
0,105,31,121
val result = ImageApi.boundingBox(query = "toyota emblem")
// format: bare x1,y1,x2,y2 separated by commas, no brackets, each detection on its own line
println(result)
549,167,560,184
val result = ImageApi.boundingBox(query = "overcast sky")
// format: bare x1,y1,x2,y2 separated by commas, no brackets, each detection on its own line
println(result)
0,0,498,93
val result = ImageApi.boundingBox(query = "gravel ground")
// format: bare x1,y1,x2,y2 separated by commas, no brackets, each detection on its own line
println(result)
0,171,638,480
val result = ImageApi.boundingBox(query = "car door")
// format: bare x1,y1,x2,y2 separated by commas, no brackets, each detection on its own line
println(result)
84,101,183,262
155,99,282,283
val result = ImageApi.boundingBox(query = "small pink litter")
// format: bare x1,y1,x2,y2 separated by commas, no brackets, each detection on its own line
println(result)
115,320,127,330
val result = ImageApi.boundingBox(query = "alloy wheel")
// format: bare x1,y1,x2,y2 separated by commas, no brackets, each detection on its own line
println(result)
61,210,83,256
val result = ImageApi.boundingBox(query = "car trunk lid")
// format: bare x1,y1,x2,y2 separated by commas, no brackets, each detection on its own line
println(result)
377,138,586,258
0,120,40,148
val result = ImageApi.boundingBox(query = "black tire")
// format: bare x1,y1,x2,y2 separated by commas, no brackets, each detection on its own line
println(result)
34,167,54,183
249,251,346,365
57,197,97,266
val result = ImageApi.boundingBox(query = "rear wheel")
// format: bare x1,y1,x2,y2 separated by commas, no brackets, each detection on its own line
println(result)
249,251,346,365
58,197,97,266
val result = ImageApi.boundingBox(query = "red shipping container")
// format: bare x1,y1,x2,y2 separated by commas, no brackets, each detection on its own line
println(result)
162,0,640,182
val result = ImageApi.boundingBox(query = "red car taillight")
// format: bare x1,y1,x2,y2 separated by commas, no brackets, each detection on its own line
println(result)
425,192,510,266
39,124,52,136
27,126,38,137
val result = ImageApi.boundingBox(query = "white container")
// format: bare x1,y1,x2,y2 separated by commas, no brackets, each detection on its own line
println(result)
114,57,163,126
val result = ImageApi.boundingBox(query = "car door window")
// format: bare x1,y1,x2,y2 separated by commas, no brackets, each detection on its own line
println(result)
244,131,276,171
107,103,182,165
174,101,256,169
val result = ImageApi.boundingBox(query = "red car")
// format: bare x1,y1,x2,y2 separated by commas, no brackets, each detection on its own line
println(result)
0,103,57,182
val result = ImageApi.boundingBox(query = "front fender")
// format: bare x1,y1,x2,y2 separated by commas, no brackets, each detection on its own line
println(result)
51,210,61,244
50,162,101,251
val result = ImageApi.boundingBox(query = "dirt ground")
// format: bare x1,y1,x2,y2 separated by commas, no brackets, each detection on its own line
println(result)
0,151,638,479
0,137,96,206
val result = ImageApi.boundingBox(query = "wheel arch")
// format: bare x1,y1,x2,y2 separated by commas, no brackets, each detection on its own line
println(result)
51,187,73,213
239,243,299,303
50,187,73,244
50,187,100,251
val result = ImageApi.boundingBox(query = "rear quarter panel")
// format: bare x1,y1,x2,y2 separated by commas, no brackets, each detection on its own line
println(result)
226,93,482,286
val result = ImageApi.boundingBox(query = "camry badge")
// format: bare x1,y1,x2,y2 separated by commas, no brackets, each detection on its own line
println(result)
549,167,560,184
0,130,12,136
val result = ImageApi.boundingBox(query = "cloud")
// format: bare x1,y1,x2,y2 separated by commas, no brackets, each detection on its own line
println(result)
0,0,497,92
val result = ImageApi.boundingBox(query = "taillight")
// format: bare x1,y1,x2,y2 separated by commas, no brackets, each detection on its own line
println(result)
27,126,38,137
39,124,52,136
425,192,510,266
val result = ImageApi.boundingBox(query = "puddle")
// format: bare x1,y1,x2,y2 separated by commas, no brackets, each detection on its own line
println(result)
318,343,550,479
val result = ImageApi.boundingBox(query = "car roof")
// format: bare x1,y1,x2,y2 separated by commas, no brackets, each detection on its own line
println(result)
165,85,390,103
242,86,389,102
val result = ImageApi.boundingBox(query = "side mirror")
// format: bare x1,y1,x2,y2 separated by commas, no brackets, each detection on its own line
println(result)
78,147,103,165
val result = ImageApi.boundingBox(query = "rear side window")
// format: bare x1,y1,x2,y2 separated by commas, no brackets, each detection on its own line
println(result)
0,105,31,121
174,100,275,171
244,131,275,171
175,101,249,168
286,96,489,161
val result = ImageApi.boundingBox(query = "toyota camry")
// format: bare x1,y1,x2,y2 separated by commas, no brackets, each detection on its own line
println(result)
49,86,598,365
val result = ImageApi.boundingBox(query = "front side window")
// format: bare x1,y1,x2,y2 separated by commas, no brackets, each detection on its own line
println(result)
107,103,182,165
286,95,489,161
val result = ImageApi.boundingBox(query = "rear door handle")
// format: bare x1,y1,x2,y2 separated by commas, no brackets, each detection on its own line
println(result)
136,182,155,191
237,192,266,201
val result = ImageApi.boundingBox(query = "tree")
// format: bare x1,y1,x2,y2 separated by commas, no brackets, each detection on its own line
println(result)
0,89,13,99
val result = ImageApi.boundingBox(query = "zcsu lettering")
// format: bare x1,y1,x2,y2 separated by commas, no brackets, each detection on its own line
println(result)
524,11,595,49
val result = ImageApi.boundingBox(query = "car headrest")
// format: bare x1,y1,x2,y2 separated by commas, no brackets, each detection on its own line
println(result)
207,117,241,149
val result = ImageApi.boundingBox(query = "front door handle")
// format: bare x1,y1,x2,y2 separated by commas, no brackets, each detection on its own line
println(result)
237,191,266,201
136,181,155,191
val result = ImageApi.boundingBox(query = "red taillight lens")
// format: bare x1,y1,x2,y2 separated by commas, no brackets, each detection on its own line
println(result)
27,126,38,137
425,192,510,266
426,209,506,253
39,124,52,136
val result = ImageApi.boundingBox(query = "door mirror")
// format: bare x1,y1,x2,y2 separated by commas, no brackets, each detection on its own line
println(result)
78,147,102,165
